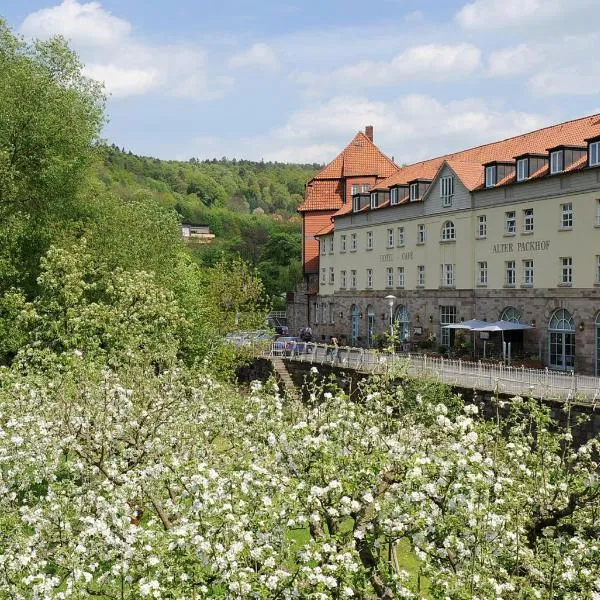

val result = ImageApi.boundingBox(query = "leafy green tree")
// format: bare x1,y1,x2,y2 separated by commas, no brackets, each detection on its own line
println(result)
0,21,105,293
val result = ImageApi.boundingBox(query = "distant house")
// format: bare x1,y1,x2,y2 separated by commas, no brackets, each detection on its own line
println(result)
181,222,215,244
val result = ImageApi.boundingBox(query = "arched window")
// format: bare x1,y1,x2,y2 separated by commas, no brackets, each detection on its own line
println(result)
441,220,456,241
595,312,600,376
500,306,521,323
366,304,376,347
394,305,410,342
549,309,575,331
548,308,575,370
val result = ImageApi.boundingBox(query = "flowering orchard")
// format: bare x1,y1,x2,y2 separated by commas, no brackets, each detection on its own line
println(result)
0,357,598,599
0,248,598,598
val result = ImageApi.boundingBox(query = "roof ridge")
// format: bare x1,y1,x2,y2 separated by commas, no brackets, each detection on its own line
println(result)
401,112,600,170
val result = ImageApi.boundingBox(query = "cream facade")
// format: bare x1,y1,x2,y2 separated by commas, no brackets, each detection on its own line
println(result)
312,164,600,375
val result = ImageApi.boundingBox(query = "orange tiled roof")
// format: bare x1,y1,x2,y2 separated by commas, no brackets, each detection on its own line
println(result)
313,131,398,180
374,113,600,191
444,160,485,191
298,131,398,212
299,179,344,211
314,223,334,237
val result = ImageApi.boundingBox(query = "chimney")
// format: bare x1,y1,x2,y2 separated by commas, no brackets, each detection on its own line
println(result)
365,125,373,141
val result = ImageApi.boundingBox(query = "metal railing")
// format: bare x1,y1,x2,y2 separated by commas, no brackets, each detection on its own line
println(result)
266,342,600,404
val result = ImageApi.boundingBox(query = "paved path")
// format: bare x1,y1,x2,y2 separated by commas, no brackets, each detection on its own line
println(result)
270,343,600,405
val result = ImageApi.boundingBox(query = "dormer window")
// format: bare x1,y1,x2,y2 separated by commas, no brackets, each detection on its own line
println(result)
517,158,528,182
590,140,600,167
409,183,419,201
390,187,398,205
370,192,378,209
550,150,563,174
485,165,496,187
352,195,360,212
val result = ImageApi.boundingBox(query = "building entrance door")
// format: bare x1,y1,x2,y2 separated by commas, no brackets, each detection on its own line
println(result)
351,304,360,346
548,309,575,371
394,305,410,343
366,305,375,347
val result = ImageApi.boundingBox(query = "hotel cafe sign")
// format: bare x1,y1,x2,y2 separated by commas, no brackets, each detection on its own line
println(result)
492,240,550,253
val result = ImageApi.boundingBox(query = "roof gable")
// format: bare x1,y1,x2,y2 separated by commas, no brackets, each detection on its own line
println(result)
311,131,398,181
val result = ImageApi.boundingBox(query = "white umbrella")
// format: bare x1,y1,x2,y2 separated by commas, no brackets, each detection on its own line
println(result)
442,319,490,330
474,320,532,332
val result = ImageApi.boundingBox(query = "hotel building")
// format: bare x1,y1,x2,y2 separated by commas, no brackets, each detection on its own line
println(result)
288,115,600,375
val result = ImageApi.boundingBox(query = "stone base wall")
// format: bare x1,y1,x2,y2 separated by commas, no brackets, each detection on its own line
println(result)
308,287,600,375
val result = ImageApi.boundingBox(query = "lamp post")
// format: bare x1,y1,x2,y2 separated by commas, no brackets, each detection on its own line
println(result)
385,294,396,345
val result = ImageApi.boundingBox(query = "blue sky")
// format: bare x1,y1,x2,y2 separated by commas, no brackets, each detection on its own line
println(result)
4,0,600,163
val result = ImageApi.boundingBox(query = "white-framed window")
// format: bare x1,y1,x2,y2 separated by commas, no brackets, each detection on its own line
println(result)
329,266,335,284
590,141,600,167
561,257,573,284
596,256,600,284
505,261,516,286
550,150,563,174
350,269,357,288
366,268,373,289
478,261,488,285
320,267,326,284
361,184,370,193
350,233,357,251
341,270,347,289
523,208,534,233
417,224,426,244
341,235,347,253
441,220,456,241
352,196,360,212
561,202,573,228
441,263,455,287
397,226,405,246
485,165,496,188
329,237,334,253
410,183,419,201
386,267,394,288
596,199,600,226
370,193,378,209
439,305,457,347
313,302,319,324
523,260,534,285
366,230,374,250
478,215,487,238
351,184,359,195
329,303,335,325
387,228,394,248
417,265,425,287
320,239,325,255
397,266,405,288
440,176,454,207
517,158,528,182
505,211,516,234
390,187,398,205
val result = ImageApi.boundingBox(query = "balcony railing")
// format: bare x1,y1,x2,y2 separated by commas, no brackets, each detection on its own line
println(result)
266,342,600,404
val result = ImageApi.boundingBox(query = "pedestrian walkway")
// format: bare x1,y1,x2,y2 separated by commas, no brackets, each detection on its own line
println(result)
266,342,600,405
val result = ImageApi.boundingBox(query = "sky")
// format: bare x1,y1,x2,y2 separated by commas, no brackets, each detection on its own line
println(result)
3,0,600,164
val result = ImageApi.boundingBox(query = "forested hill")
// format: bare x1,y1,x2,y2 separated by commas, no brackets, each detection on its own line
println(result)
98,144,320,218
95,145,321,307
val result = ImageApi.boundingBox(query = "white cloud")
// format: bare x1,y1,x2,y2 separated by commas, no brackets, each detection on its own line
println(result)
20,0,131,46
294,43,482,92
456,0,592,30
487,44,543,77
530,68,600,97
19,0,232,100
228,43,280,72
83,64,159,96
184,94,548,164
